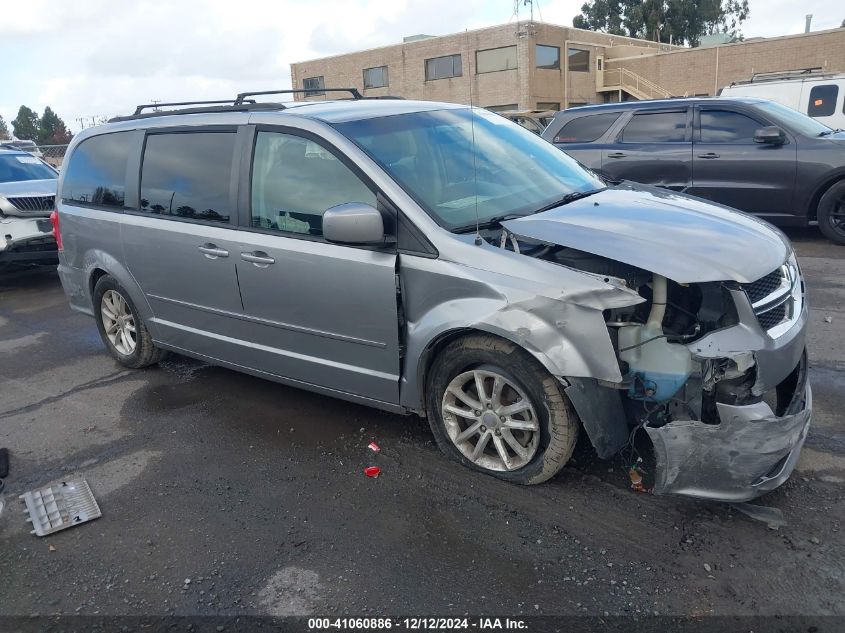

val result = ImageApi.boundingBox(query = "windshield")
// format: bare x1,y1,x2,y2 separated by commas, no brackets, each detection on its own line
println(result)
755,100,833,136
0,154,56,183
335,108,605,231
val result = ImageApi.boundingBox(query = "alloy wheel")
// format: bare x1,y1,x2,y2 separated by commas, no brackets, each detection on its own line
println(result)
441,368,540,472
100,290,137,356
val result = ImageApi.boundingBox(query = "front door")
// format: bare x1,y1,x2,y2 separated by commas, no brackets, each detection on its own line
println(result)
689,106,797,217
231,128,401,404
121,129,245,355
601,108,693,191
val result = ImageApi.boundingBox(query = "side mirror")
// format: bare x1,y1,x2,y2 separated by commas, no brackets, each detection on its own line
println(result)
754,126,786,145
323,203,386,245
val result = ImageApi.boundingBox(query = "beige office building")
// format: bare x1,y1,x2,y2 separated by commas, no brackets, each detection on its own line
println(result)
290,22,845,111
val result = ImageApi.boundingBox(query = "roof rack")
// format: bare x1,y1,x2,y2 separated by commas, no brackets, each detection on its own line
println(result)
234,88,363,104
740,67,829,84
132,99,256,115
111,87,386,124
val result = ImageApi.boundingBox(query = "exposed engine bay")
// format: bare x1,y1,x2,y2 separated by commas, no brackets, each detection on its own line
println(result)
498,232,758,424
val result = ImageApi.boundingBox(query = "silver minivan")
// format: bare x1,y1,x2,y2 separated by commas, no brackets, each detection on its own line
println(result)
55,91,811,501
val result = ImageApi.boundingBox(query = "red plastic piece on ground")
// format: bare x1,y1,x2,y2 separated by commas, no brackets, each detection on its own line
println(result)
364,466,381,478
368,441,381,453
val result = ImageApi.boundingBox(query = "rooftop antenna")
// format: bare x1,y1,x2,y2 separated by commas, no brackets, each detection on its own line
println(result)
466,29,482,246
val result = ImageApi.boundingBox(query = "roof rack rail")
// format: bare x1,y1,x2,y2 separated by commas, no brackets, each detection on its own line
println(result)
108,102,284,123
132,99,256,115
234,88,363,104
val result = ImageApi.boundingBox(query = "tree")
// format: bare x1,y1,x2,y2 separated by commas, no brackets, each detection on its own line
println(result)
573,0,750,47
0,116,10,140
37,106,72,145
11,105,40,141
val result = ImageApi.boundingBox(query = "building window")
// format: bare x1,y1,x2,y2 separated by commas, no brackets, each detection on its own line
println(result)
536,45,560,70
567,48,590,72
536,102,560,111
425,54,462,80
303,76,325,96
807,84,838,118
485,104,518,113
476,46,517,74
363,66,389,89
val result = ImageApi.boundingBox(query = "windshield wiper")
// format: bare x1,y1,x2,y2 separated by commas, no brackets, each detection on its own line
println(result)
452,213,527,234
818,128,843,137
532,188,605,214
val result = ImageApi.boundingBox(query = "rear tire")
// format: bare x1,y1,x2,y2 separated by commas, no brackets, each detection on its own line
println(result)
817,180,845,245
425,334,578,485
93,275,166,368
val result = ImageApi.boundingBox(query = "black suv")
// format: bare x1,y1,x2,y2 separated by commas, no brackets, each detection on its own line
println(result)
542,97,845,244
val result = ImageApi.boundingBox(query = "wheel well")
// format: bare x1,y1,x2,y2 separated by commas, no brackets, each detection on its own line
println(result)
88,268,108,299
808,175,845,221
418,328,545,414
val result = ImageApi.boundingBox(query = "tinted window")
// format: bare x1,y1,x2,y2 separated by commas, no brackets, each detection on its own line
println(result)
699,110,762,143
0,154,56,184
476,46,517,73
808,84,838,117
140,132,235,223
620,111,687,143
425,54,462,80
303,76,325,96
62,132,131,207
536,45,560,70
553,112,621,143
251,132,375,237
537,102,560,111
363,66,388,89
568,48,589,72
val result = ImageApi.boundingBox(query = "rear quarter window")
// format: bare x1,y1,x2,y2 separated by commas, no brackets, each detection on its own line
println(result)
552,112,621,143
807,84,838,118
62,132,133,208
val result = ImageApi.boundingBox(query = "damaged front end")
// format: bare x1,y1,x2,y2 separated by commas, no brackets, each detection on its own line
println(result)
502,200,810,502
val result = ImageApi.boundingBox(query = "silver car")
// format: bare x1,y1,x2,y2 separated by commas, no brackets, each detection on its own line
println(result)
0,148,58,266
55,94,810,501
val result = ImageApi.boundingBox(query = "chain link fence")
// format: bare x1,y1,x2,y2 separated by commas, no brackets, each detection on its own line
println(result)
36,144,69,169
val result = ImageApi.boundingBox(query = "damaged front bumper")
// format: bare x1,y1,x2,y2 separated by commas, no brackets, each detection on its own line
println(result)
646,352,811,502
0,216,57,263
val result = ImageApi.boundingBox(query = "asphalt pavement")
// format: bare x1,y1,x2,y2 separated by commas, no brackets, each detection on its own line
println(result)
0,227,843,620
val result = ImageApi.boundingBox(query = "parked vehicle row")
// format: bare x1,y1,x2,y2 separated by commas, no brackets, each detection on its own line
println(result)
543,97,845,244
55,92,810,501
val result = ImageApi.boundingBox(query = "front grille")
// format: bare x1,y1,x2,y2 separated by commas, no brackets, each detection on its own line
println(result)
756,303,787,330
8,195,55,212
741,265,799,335
744,269,782,304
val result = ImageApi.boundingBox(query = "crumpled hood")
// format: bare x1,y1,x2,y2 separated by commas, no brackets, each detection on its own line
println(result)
0,178,57,197
502,183,790,284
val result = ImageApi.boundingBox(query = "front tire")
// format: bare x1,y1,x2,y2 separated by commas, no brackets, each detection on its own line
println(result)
425,334,578,485
818,180,845,245
93,275,166,368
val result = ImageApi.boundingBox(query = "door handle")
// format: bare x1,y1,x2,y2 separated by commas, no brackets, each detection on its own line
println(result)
607,152,627,158
697,152,720,159
198,243,229,259
241,251,275,266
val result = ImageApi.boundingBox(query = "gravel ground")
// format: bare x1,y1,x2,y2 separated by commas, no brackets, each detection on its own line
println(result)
0,227,843,620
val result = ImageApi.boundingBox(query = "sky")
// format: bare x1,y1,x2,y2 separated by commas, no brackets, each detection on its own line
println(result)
0,0,842,135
